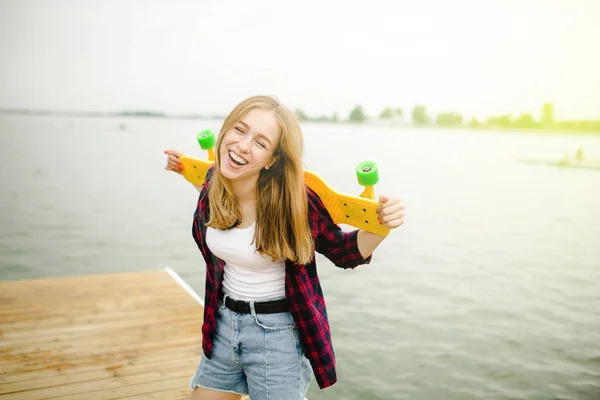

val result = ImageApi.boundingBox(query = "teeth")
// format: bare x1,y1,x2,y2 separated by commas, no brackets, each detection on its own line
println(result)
229,151,248,165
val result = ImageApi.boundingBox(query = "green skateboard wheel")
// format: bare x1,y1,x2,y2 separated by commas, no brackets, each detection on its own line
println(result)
197,130,216,150
356,161,379,186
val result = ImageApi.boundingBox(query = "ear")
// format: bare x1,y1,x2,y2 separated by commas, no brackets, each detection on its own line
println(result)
265,155,279,170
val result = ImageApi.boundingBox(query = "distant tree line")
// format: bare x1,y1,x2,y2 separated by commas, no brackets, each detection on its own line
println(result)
2,101,597,133
119,111,166,117
293,102,600,132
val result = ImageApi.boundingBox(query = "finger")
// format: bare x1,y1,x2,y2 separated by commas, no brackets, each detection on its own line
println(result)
380,211,405,225
384,218,405,229
381,211,405,226
379,202,404,218
168,162,183,172
164,149,184,158
167,165,182,174
164,164,182,174
165,159,181,171
167,160,182,171
377,195,389,214
167,155,182,167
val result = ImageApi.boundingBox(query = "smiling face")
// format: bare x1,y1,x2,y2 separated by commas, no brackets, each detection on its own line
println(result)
218,108,281,183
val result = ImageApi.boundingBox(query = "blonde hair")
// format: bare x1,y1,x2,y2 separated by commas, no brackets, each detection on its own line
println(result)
207,95,314,265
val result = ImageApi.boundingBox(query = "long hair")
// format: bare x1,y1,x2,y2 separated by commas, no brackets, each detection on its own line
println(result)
206,95,314,265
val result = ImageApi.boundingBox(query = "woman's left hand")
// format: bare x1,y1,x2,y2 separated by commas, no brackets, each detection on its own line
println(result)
376,195,405,229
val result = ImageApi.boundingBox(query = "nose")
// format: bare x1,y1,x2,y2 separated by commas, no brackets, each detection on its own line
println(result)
238,135,252,153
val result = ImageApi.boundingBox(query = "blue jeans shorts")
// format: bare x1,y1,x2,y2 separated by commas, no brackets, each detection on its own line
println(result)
190,297,313,400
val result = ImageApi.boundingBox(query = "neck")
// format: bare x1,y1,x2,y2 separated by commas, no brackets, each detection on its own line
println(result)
230,176,258,203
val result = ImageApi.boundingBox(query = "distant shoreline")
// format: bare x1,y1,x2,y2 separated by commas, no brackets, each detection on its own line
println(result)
1,108,599,134
0,108,221,120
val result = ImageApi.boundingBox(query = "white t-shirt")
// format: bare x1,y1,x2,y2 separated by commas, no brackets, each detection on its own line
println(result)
206,222,286,301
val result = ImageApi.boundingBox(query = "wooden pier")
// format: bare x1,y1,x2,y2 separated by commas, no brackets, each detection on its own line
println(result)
0,269,207,400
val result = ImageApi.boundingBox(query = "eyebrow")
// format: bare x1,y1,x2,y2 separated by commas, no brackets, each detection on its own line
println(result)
237,120,272,145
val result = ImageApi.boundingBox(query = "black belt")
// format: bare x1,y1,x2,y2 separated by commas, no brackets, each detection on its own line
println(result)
220,293,288,314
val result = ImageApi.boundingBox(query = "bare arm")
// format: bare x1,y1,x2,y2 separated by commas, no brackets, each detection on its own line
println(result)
356,230,386,260
357,195,406,259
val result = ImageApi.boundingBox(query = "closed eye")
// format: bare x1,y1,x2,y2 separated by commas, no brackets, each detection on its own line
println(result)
256,141,266,149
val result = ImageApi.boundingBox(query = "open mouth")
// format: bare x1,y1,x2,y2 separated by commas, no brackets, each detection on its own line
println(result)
228,151,248,166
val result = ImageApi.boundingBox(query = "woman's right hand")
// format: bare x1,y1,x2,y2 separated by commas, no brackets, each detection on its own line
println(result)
163,149,184,174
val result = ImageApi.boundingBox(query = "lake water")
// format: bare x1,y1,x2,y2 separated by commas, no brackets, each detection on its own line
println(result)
1,114,599,399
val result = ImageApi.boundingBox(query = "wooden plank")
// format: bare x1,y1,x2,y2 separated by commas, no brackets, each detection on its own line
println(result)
7,367,193,400
1,293,195,314
0,270,204,400
0,346,201,384
121,387,191,400
1,336,202,374
1,306,201,332
1,357,198,395
1,330,202,366
2,316,201,350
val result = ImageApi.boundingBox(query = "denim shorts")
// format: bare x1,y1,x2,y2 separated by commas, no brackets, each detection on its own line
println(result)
190,297,313,400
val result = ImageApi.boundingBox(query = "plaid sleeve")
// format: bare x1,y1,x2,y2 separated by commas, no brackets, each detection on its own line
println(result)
204,164,214,186
307,188,372,269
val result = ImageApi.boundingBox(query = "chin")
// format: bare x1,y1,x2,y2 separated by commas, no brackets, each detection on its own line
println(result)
219,162,236,180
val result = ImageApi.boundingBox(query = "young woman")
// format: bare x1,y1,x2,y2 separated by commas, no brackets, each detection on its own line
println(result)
164,95,405,400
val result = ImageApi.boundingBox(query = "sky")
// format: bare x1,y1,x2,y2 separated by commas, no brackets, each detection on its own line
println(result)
1,0,599,120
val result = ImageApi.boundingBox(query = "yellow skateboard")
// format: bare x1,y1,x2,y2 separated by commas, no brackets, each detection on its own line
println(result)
180,130,390,237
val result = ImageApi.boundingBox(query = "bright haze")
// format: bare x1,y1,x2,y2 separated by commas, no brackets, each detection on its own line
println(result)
1,0,599,120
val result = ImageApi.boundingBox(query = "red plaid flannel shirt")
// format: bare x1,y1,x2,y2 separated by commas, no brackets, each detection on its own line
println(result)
192,166,372,389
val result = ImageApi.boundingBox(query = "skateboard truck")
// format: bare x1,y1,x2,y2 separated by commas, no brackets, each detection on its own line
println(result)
197,129,216,161
356,161,378,201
